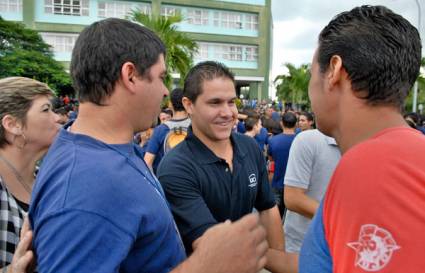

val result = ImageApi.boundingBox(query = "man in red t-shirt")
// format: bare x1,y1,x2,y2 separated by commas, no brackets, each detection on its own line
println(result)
297,5,425,273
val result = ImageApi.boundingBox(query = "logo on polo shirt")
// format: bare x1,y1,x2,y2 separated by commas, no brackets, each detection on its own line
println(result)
248,174,257,188
347,224,400,271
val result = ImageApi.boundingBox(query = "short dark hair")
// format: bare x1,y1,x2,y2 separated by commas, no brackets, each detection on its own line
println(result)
299,111,314,122
55,107,68,116
170,88,185,112
282,112,297,128
71,18,166,105
245,116,260,132
317,5,422,108
183,61,235,103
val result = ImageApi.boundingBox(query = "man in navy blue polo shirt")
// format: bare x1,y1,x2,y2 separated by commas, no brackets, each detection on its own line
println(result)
158,61,297,272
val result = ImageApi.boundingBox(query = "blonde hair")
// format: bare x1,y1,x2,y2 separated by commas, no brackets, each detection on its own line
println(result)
0,77,54,148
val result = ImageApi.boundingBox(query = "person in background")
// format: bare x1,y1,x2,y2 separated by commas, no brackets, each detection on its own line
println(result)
267,112,297,218
54,107,69,125
297,111,314,131
404,112,425,135
144,88,190,173
0,77,61,272
244,115,262,139
159,109,172,124
283,129,340,253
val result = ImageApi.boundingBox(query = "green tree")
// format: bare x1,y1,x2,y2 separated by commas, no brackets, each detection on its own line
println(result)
274,63,311,109
0,16,71,94
129,11,198,88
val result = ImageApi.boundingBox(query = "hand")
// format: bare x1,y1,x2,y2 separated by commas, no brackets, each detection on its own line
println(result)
7,217,35,273
192,213,268,273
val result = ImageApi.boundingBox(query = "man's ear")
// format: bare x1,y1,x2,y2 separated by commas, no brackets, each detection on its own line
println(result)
327,55,344,89
182,97,193,115
120,62,138,93
2,115,22,136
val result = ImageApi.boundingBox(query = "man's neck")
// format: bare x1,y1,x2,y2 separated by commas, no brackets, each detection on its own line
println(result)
70,102,134,144
245,130,256,138
333,104,407,154
192,126,233,160
172,111,188,120
283,128,295,135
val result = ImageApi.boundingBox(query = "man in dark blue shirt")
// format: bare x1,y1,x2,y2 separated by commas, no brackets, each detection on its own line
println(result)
268,112,297,218
158,61,297,272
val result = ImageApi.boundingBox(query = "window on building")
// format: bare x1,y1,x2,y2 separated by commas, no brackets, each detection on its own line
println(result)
40,33,79,53
209,43,258,63
187,8,208,25
98,1,151,18
195,42,209,59
228,45,243,61
44,0,89,16
213,11,243,29
245,46,258,62
245,14,258,31
0,0,22,12
160,6,181,18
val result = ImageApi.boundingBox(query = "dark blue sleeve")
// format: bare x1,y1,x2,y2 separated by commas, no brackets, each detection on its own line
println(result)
146,125,169,155
33,210,133,273
299,201,333,273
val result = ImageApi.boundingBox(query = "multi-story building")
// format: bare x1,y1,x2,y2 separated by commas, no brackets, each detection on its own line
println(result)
0,0,273,99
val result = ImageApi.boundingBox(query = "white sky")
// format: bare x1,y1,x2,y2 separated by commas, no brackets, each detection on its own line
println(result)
271,0,425,80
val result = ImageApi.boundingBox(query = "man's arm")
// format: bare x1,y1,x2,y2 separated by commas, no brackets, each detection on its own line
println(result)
284,186,319,219
259,205,284,250
143,125,168,169
259,206,300,273
172,213,268,273
265,249,298,273
143,152,156,169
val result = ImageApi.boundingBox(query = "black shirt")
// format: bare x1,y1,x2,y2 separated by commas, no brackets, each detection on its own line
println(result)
157,127,275,252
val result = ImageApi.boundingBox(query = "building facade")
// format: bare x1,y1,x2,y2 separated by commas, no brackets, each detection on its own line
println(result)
0,0,273,98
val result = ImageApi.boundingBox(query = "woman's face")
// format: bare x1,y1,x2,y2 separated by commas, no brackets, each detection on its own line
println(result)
22,95,61,153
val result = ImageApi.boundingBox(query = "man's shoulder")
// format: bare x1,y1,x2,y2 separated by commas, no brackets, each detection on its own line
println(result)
157,139,193,173
295,129,323,141
344,127,424,161
269,133,295,144
152,124,171,137
233,131,252,142
233,132,261,153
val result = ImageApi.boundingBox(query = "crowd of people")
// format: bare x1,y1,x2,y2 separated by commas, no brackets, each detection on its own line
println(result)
0,4,424,273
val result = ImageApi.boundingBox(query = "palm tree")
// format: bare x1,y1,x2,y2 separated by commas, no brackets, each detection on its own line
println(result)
129,11,198,88
274,63,310,109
